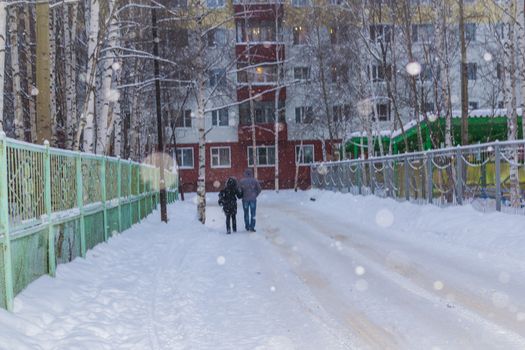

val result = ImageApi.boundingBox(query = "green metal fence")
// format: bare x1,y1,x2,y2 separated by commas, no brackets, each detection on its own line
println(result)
0,132,178,311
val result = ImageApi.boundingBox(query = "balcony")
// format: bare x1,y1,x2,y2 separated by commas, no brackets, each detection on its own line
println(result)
238,123,288,143
235,43,285,63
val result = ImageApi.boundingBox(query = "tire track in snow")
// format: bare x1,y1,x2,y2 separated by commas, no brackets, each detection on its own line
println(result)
268,202,525,349
260,219,401,350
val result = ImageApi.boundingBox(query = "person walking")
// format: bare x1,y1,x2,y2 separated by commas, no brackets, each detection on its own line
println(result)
218,177,243,234
239,169,261,232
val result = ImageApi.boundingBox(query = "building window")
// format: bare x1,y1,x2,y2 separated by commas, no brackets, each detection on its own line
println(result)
209,68,226,87
296,145,314,164
292,0,311,6
329,25,349,45
241,21,278,42
467,62,477,80
207,28,227,47
369,24,392,43
239,101,285,125
498,101,505,109
331,64,349,83
423,102,434,113
295,106,313,123
420,64,434,81
207,0,225,8
211,147,231,168
172,28,189,47
412,23,434,43
375,103,390,121
176,148,194,169
175,110,192,128
465,23,476,41
294,66,310,81
238,64,279,84
247,146,276,167
468,101,479,110
496,63,504,80
293,26,308,45
332,105,351,122
211,108,229,127
173,0,187,7
368,64,391,82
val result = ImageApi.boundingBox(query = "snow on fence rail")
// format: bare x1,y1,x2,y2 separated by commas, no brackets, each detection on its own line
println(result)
0,133,178,311
311,140,525,215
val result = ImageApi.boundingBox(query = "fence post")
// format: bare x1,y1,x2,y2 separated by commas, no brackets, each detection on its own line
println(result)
101,156,108,241
44,141,55,277
456,147,463,205
0,132,14,311
128,160,132,225
369,160,375,194
495,143,501,211
117,157,122,233
76,153,86,258
357,162,362,195
137,164,141,222
404,156,410,201
427,154,433,204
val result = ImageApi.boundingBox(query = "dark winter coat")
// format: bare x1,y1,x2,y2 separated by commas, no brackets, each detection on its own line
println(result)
218,178,243,215
239,169,261,202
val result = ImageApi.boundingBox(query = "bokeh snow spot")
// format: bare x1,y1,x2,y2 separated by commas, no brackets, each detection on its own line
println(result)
492,292,509,308
213,180,221,189
355,279,368,292
517,312,525,322
30,86,39,96
406,61,422,76
270,286,276,292
316,164,328,175
433,281,444,291
216,256,226,265
483,52,493,62
355,266,365,276
375,208,394,228
498,271,510,284
428,113,438,122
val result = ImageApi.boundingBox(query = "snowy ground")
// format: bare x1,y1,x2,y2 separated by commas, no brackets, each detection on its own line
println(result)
0,190,524,350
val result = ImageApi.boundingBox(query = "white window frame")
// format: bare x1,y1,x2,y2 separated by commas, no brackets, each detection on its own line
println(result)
207,0,225,8
211,108,229,127
295,144,315,165
247,146,276,167
176,148,194,169
210,147,231,168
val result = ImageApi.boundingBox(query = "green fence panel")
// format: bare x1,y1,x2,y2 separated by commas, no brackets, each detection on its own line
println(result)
0,134,174,311
54,219,82,265
0,245,6,309
107,206,120,236
11,229,48,295
84,212,105,251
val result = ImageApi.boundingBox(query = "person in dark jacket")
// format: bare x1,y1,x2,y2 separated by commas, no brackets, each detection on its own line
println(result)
218,177,243,234
239,169,261,232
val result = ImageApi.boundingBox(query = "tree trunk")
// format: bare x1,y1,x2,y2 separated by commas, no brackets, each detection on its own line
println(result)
49,7,57,146
36,1,52,143
99,0,118,154
459,0,469,145
9,6,24,140
64,3,78,149
82,0,100,152
504,0,520,208
0,2,6,130
23,4,37,143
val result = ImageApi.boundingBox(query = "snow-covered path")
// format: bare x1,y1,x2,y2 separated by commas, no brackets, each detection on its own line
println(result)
0,190,524,350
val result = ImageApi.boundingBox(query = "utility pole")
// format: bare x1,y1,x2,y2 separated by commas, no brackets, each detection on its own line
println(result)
151,5,167,222
36,0,52,143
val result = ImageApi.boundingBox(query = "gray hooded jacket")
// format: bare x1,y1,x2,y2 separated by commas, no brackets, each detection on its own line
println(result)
239,169,261,202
